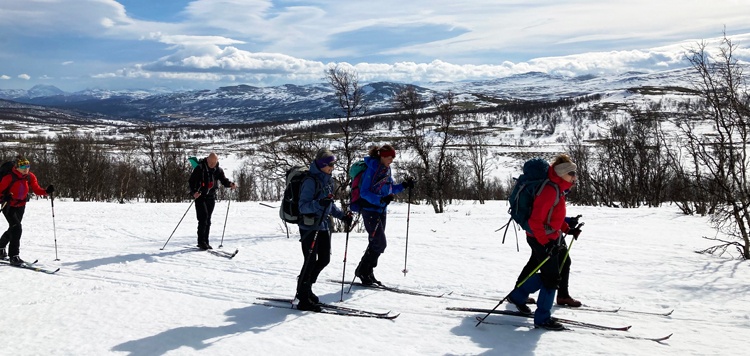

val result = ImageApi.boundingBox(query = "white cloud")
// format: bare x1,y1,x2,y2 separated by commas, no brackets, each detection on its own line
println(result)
18,74,30,80
62,61,74,66
0,75,10,80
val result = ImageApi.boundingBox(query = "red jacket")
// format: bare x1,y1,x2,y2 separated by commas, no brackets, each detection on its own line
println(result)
528,166,574,245
0,168,48,207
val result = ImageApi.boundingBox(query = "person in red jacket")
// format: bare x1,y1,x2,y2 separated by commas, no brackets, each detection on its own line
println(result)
0,156,54,266
507,154,582,331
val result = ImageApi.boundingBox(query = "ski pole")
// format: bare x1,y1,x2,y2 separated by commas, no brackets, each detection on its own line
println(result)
160,200,195,250
475,255,551,327
559,222,584,272
340,218,353,302
51,193,59,261
219,194,231,248
402,187,412,276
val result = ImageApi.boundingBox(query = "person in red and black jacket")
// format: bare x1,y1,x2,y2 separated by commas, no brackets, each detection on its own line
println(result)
508,154,582,331
188,153,236,250
0,156,54,266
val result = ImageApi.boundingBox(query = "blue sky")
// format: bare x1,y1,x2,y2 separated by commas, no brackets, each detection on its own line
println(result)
1,0,749,91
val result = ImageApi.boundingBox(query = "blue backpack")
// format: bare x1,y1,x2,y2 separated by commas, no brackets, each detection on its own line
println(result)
504,158,560,237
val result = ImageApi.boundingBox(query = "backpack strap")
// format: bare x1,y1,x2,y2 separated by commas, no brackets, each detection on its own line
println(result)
535,179,560,236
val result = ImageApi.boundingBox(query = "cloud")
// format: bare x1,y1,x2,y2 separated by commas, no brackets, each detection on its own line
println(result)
18,74,30,80
0,75,10,80
62,61,74,66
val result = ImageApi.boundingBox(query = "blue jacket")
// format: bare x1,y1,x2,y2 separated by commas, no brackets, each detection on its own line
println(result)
359,156,405,212
298,162,345,230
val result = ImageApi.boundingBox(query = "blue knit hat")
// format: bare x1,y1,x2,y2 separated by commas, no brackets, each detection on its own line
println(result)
315,148,336,169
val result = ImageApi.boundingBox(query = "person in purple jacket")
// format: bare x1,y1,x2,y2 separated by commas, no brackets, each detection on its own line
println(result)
354,144,414,286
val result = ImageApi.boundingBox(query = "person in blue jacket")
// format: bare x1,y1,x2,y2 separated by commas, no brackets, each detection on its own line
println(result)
354,144,414,286
296,148,352,311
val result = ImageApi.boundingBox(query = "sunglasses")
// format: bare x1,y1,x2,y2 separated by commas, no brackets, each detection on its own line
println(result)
568,171,576,177
327,162,336,167
18,165,30,170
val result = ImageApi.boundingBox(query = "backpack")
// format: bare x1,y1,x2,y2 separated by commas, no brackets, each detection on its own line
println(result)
0,161,30,203
279,166,319,224
188,156,199,168
348,160,369,213
506,158,560,235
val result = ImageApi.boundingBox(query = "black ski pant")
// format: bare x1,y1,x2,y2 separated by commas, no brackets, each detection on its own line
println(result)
195,196,215,245
516,236,561,291
0,205,25,257
297,229,331,298
356,210,387,276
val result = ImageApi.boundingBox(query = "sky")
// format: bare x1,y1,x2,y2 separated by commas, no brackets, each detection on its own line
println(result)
1,0,750,91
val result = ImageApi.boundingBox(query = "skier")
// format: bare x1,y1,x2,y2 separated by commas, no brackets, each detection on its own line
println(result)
508,154,582,331
354,144,414,286
295,148,352,311
0,156,54,266
188,152,236,250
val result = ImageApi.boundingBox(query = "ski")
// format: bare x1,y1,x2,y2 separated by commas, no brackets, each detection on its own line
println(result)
0,260,60,274
619,308,674,317
256,299,399,319
448,307,631,331
207,248,239,259
257,297,392,317
328,279,447,298
556,305,621,313
475,317,672,343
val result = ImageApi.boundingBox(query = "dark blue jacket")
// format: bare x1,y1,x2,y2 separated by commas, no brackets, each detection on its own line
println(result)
298,162,345,230
359,156,404,212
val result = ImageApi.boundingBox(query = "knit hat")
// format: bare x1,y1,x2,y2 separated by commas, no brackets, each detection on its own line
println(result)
16,156,30,168
314,148,336,169
553,162,577,178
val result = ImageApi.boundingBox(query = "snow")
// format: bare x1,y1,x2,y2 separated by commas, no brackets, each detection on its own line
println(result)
2,197,748,355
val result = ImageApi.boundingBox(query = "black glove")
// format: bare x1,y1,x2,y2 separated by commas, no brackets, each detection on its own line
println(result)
319,197,333,208
402,177,416,190
380,194,395,205
565,215,581,229
341,212,354,226
544,241,561,256
568,227,582,240
46,184,55,195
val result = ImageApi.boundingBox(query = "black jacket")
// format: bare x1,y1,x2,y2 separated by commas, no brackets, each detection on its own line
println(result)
188,159,232,198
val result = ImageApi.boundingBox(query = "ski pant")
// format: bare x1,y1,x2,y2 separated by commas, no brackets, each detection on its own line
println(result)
357,210,387,275
194,196,215,245
297,229,331,298
515,237,572,297
510,235,561,324
0,205,25,257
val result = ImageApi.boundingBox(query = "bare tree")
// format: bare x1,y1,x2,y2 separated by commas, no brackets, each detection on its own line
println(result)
465,132,493,204
325,65,367,212
674,34,750,259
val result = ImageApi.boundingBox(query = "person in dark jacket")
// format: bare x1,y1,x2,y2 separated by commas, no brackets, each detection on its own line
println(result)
508,154,581,331
188,152,236,250
295,148,352,311
354,144,414,286
0,156,54,266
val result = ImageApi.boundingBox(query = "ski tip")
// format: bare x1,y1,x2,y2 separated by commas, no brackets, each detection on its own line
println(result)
624,325,632,331
665,309,674,316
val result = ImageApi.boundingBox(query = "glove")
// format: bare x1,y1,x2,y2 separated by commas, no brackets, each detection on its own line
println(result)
402,177,416,190
380,194,395,205
544,241,561,256
319,197,333,208
565,216,581,229
568,227,582,240
46,184,55,195
341,212,354,226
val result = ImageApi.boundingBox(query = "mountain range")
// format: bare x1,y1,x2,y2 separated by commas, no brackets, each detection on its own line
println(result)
0,68,700,126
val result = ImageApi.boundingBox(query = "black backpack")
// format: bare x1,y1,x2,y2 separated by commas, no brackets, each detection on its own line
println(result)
279,166,320,224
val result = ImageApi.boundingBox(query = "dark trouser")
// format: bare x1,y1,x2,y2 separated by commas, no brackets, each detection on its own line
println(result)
557,240,572,298
510,235,561,324
0,205,25,257
297,229,331,298
195,196,215,245
357,210,387,276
